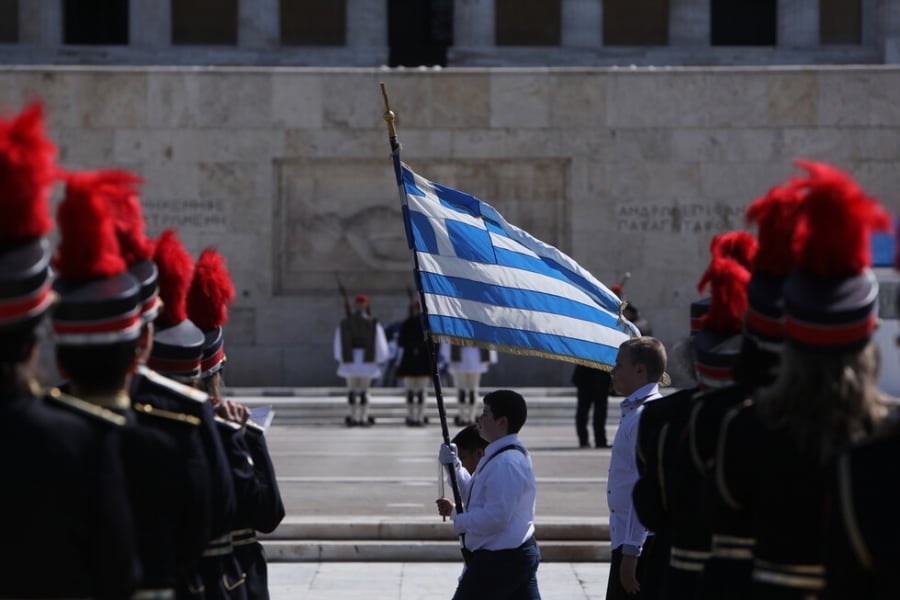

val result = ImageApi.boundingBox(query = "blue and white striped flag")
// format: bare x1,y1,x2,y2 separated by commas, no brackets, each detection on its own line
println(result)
396,162,639,370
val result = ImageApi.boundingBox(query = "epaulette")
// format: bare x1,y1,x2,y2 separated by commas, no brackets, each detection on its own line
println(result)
137,365,209,403
134,402,202,426
214,415,243,430
46,388,127,427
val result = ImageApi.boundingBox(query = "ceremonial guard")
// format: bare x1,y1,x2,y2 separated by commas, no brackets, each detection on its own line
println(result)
440,343,498,426
395,299,434,426
0,103,140,599
715,161,890,599
333,293,389,426
52,171,210,599
695,181,801,600
137,230,247,598
188,247,286,599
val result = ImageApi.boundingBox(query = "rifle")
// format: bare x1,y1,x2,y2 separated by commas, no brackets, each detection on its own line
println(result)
335,274,351,317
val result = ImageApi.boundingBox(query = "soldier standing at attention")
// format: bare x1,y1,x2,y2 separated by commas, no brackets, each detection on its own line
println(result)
334,293,389,426
0,102,140,599
395,299,434,426
441,343,498,426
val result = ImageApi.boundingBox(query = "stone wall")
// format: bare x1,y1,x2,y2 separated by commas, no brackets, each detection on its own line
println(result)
5,66,899,386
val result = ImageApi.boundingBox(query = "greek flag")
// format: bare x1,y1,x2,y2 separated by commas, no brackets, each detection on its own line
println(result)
396,162,639,370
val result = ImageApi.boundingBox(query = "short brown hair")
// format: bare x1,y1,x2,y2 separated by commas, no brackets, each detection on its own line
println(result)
621,336,667,383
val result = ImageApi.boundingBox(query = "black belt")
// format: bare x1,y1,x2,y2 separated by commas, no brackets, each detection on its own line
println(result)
518,535,537,549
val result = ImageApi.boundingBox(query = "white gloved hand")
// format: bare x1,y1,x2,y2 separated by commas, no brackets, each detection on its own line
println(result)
439,443,459,466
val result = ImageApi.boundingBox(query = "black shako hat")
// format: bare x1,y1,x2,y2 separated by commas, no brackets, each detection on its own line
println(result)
0,103,57,337
781,161,890,352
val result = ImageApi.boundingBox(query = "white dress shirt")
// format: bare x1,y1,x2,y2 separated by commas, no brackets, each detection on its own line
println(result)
607,382,661,555
449,433,537,551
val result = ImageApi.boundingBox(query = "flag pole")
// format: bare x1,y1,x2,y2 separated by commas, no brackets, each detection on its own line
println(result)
381,83,465,518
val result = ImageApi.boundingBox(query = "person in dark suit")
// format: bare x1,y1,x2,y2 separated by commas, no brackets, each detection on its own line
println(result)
572,364,612,448
396,299,435,426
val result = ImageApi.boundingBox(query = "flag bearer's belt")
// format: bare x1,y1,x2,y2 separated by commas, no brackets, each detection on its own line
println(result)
711,534,755,561
669,546,711,572
131,589,176,600
752,559,825,590
202,533,234,557
233,528,258,547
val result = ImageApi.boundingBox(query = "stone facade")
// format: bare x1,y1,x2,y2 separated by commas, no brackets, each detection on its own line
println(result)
1,0,898,66
5,66,899,386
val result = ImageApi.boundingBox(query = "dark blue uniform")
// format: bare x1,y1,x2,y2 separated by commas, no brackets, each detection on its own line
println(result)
693,387,755,600
825,419,900,600
199,418,252,599
0,388,139,599
632,387,698,599
233,422,286,600
121,400,211,596
130,365,238,597
717,402,828,599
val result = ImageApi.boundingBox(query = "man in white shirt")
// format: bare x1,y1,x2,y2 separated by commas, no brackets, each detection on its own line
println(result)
607,337,667,599
439,389,541,599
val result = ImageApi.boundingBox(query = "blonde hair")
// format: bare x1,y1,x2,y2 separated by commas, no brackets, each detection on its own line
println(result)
621,336,667,384
756,340,888,464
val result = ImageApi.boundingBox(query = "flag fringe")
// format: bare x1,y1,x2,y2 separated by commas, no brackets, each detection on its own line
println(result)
429,333,614,373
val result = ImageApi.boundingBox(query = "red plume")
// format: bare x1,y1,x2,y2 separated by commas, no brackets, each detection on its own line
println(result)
745,181,804,278
153,229,194,328
187,247,235,331
97,170,154,265
188,248,234,331
0,102,56,240
791,160,891,278
697,256,751,334
54,171,126,282
709,231,758,272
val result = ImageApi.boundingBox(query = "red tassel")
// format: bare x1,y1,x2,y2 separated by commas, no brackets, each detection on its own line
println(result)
709,231,758,272
97,170,154,265
791,160,891,278
745,181,804,278
0,102,56,240
187,247,235,331
697,256,751,334
153,229,194,328
54,171,126,282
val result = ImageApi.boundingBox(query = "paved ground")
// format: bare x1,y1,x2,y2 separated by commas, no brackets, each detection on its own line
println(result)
268,562,612,599
258,388,619,597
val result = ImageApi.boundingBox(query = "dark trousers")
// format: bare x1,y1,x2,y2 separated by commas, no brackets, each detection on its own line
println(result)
574,369,611,447
607,535,661,600
453,541,541,600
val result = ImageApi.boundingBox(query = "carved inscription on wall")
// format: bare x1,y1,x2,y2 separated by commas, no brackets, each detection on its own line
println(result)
274,159,569,295
143,198,228,230
616,203,744,234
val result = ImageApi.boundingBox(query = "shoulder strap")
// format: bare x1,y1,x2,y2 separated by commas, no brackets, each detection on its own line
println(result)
476,444,527,475
134,402,202,426
46,388,127,427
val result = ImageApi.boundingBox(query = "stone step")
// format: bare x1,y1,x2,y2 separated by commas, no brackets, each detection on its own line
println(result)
265,517,610,541
260,517,611,562
262,539,611,563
